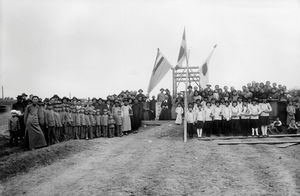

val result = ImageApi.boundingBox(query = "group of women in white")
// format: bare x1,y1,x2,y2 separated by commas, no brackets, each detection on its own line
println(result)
175,98,272,138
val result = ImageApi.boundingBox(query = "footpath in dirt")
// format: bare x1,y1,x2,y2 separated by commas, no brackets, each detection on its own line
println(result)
0,122,299,196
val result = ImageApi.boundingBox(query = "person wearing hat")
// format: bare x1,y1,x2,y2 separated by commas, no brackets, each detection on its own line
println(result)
54,104,63,141
131,99,143,132
23,96,47,150
186,103,196,138
8,110,20,146
136,89,145,100
95,110,102,137
155,88,165,120
249,98,261,136
149,96,156,120
79,108,86,139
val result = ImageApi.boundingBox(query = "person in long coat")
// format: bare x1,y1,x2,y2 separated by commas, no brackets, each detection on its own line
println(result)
121,99,132,134
149,96,156,120
132,99,143,131
159,95,172,120
24,96,47,150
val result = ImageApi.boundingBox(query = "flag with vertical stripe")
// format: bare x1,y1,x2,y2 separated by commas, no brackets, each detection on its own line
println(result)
147,49,172,94
200,44,217,87
175,29,187,68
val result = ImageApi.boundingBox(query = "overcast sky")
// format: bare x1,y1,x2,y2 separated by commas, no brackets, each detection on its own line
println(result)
1,0,300,99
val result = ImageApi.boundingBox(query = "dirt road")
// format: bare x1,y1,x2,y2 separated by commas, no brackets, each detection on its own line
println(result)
1,123,299,195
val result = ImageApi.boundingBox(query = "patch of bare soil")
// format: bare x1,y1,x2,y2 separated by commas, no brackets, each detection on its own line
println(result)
0,122,299,195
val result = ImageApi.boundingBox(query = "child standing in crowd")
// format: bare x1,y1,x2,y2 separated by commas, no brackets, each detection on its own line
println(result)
230,101,241,136
71,108,79,139
89,110,96,139
95,110,101,137
221,101,231,136
213,101,222,136
84,110,91,140
259,98,272,136
249,99,261,136
108,114,116,138
8,110,20,146
195,104,205,138
286,101,296,126
186,104,195,138
175,103,184,125
101,109,109,137
204,102,214,137
240,101,251,136
54,106,62,141
45,105,57,144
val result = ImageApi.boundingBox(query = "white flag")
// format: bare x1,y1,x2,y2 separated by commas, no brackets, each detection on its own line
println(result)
200,44,217,87
175,29,187,68
147,49,172,94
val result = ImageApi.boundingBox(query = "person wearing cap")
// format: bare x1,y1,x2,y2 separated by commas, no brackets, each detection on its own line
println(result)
249,98,261,136
54,105,63,141
24,96,47,150
79,108,86,139
8,110,20,146
101,109,109,137
88,110,96,139
45,105,58,144
71,107,80,139
84,110,91,139
121,99,132,135
259,97,272,136
95,110,102,137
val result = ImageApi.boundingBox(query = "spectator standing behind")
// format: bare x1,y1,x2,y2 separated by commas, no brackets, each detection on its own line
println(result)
24,96,47,150
156,88,165,120
149,96,156,120
286,101,296,126
8,110,20,146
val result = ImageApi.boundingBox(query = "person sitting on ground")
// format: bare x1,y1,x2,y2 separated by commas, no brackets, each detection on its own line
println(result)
287,118,299,134
270,117,283,134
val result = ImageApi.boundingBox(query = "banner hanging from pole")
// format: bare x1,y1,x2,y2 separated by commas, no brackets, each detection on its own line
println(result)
200,44,217,88
147,48,172,94
175,29,187,69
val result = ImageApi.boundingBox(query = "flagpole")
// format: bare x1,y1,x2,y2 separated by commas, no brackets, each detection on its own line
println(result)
183,30,189,143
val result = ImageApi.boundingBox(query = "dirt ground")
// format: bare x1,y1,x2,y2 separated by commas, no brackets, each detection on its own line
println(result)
0,123,299,196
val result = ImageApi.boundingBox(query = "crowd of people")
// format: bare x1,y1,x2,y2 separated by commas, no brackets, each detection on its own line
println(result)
7,81,300,149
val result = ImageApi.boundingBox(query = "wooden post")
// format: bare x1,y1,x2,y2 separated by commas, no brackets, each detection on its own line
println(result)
172,68,177,97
